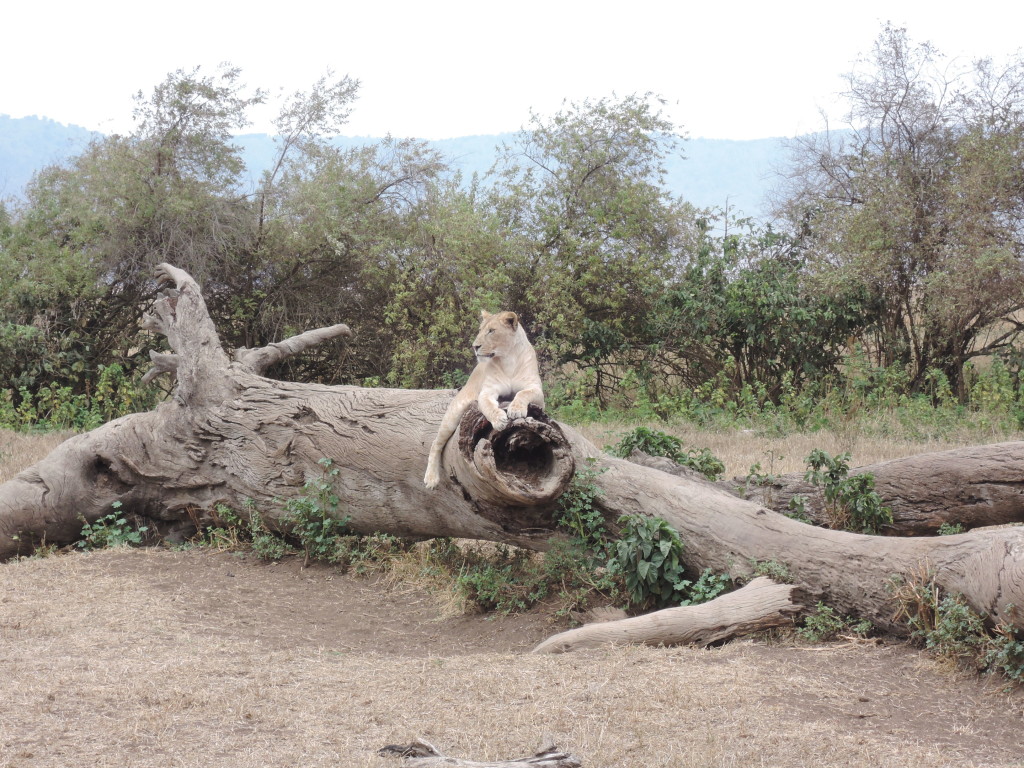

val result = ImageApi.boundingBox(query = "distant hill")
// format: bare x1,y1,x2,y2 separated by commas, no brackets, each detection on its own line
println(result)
1,115,790,218
0,115,97,198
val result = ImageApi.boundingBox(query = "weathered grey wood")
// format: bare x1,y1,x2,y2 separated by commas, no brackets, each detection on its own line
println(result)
379,739,582,767
728,445,1024,535
232,324,352,375
586,447,1024,633
532,577,801,653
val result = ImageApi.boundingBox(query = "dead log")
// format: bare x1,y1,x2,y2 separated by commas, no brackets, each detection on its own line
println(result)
532,577,801,653
379,740,582,767
727,444,1024,535
1,263,1023,639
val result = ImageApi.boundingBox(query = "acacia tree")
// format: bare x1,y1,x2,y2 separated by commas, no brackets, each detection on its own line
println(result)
489,94,696,402
778,24,1024,396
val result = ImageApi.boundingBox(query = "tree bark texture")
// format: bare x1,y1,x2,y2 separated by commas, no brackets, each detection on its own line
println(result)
727,444,1024,535
1,264,1023,637
532,577,801,653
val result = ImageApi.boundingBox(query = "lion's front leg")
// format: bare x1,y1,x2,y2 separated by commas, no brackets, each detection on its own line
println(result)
506,386,544,421
424,398,466,489
477,389,509,432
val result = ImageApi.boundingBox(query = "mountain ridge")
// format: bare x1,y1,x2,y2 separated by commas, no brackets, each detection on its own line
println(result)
1,114,788,218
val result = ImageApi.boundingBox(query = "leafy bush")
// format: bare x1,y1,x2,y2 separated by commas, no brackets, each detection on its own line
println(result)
283,458,351,565
78,501,148,550
892,573,1024,682
608,427,725,480
803,449,893,534
797,602,871,642
608,514,688,609
553,459,608,551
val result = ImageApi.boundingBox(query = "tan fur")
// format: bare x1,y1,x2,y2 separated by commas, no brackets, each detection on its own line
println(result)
423,310,545,489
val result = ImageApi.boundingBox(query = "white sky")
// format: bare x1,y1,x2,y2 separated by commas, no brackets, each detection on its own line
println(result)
3,1,1022,141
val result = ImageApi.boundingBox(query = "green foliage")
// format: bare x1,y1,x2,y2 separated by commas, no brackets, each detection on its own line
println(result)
608,514,688,609
985,623,1024,684
415,537,618,616
7,55,1024,425
553,459,608,551
329,532,408,575
892,574,1024,682
751,559,792,583
554,461,732,611
937,522,965,536
797,602,872,642
202,501,289,561
678,568,731,606
283,458,351,565
803,449,894,534
608,427,725,480
785,494,812,524
781,24,1024,396
78,501,148,550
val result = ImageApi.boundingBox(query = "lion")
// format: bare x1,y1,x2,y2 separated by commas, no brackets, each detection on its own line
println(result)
423,310,545,489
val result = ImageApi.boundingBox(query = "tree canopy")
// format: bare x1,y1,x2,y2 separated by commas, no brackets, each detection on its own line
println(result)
2,25,1024,428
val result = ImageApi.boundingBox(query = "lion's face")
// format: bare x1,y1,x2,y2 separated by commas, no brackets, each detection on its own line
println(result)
473,311,521,360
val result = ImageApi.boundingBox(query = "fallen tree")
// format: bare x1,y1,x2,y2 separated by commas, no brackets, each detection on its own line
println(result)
625,446,1024,536
1,264,1023,640
729,446,1024,535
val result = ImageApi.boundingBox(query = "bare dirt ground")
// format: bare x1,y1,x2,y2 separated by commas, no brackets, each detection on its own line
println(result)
1,548,1022,768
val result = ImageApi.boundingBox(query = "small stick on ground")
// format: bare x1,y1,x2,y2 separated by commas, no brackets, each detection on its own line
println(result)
378,739,582,767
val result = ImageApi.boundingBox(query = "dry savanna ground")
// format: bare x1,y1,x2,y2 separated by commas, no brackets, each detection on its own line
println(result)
2,426,1024,768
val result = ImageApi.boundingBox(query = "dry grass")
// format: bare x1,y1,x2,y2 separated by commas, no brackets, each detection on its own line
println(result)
2,549,1022,768
0,428,75,484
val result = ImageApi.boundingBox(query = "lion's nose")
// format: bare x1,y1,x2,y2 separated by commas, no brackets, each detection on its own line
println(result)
472,344,481,353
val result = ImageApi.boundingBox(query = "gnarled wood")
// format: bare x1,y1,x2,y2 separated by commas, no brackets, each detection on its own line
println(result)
532,577,801,653
232,324,352,375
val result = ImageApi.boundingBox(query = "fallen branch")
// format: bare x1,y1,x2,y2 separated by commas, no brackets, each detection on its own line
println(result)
378,739,582,767
533,577,801,653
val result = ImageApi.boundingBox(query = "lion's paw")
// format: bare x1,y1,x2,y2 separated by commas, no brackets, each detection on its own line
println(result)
490,411,510,432
506,402,528,421
423,463,442,489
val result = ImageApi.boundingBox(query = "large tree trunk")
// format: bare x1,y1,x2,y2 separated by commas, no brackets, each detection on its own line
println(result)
626,446,1024,536
726,445,1024,535
1,264,1023,638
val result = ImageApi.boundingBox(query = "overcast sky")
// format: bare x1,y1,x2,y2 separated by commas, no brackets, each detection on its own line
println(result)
4,1,1021,141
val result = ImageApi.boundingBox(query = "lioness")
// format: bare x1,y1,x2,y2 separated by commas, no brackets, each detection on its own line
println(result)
423,310,545,489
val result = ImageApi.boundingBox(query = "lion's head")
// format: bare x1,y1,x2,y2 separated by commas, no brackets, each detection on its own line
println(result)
473,311,524,360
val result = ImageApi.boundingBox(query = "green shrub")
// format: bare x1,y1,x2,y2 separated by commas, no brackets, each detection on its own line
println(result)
283,458,351,565
893,574,1024,682
554,459,608,551
77,501,148,550
608,514,688,609
797,602,872,642
608,427,725,480
803,449,893,534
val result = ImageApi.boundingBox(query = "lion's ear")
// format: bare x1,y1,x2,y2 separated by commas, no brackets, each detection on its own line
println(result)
480,310,492,321
500,311,519,329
